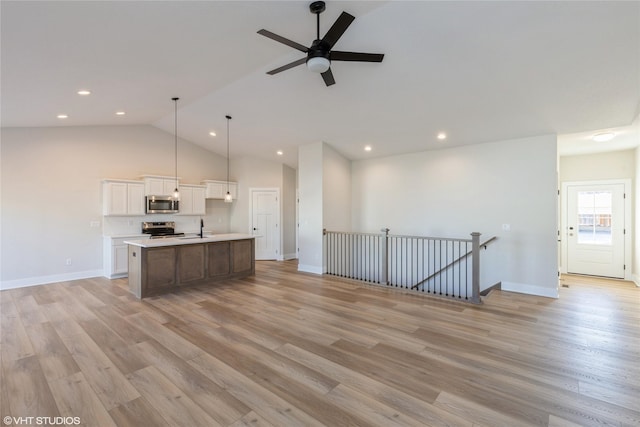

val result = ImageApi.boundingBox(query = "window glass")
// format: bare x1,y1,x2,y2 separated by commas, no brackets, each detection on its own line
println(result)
577,191,612,245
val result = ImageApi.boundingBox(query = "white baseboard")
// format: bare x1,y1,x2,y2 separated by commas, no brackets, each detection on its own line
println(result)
501,280,559,299
297,264,323,275
282,253,297,261
103,271,128,279
0,269,104,291
632,273,640,287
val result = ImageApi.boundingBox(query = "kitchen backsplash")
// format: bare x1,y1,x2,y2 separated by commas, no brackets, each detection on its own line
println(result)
103,204,230,236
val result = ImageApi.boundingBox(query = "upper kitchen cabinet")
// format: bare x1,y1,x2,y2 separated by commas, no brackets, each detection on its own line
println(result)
202,180,238,200
103,179,145,216
178,184,206,215
142,175,180,196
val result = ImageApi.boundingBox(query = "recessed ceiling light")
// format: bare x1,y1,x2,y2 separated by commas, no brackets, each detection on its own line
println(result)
276,150,284,156
77,90,91,96
209,131,217,137
115,111,126,116
364,145,372,152
437,132,447,140
57,114,68,119
592,132,615,142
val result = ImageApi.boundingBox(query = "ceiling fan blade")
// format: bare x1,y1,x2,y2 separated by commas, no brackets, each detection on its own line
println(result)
321,68,336,86
330,51,384,62
266,57,307,75
257,29,308,53
321,11,355,49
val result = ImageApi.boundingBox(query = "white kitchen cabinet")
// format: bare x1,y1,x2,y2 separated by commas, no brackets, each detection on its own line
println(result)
178,185,206,215
202,180,238,200
142,175,180,196
103,180,145,216
128,183,146,215
193,186,206,213
103,235,149,278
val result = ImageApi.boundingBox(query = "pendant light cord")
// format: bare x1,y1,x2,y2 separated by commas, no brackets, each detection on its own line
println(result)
172,97,179,192
226,115,232,193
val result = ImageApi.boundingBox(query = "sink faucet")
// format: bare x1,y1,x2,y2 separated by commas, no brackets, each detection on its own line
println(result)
199,218,204,238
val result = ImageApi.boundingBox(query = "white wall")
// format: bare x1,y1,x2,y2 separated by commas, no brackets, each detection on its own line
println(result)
351,135,559,297
282,164,297,259
229,156,283,234
297,142,324,273
229,156,297,260
560,149,635,182
1,125,230,288
297,142,352,273
323,144,351,232
635,115,640,286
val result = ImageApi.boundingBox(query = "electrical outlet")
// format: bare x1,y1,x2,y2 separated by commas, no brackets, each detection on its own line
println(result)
90,221,100,228
65,258,72,266
502,224,511,232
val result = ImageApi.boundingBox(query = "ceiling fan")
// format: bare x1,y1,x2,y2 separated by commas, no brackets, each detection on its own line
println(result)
257,1,384,86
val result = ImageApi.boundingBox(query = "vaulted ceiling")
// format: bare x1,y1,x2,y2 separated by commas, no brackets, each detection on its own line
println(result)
2,1,638,168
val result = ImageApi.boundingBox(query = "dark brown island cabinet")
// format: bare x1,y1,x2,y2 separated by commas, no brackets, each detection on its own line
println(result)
125,234,255,298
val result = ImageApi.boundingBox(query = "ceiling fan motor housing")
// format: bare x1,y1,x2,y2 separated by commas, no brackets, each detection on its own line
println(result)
307,39,330,61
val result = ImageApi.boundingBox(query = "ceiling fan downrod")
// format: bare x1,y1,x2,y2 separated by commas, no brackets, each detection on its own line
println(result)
310,1,326,40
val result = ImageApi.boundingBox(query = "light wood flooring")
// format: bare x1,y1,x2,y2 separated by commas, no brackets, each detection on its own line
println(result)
1,261,639,426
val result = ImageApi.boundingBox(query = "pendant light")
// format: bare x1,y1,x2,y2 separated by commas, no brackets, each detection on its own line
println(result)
172,97,180,200
224,115,233,203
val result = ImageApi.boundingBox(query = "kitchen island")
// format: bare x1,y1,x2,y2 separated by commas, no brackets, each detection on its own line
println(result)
125,234,255,298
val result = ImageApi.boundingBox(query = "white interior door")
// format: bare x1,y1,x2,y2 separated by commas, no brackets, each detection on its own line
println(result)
251,189,280,260
566,183,625,278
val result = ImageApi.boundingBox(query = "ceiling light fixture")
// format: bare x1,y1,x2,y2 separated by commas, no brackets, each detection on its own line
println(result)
364,145,372,152
115,111,126,116
592,132,615,142
209,131,217,137
437,132,447,140
306,56,330,73
77,90,91,96
224,115,233,203
172,97,180,200
276,150,284,156
57,114,68,119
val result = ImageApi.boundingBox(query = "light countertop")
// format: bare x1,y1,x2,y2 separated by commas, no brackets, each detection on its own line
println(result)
124,233,256,248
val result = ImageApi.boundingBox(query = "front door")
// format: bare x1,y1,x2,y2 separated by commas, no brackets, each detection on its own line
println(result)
251,189,280,260
566,183,625,278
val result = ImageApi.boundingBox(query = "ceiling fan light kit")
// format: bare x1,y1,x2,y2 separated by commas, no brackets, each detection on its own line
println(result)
307,56,330,73
258,0,384,86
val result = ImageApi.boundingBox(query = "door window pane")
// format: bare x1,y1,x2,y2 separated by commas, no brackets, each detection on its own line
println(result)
577,191,612,245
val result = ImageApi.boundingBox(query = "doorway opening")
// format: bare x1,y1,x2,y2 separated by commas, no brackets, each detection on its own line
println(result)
560,180,630,280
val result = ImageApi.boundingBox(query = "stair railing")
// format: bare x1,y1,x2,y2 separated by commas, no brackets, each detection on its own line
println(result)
324,229,496,304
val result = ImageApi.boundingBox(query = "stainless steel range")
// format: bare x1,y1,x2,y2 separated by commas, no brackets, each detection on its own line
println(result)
142,221,185,239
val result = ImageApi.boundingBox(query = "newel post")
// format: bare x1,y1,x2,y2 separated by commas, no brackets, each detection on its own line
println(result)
471,232,481,303
381,228,390,285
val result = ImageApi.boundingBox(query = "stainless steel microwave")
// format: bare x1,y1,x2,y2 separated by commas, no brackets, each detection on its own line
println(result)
146,196,179,214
